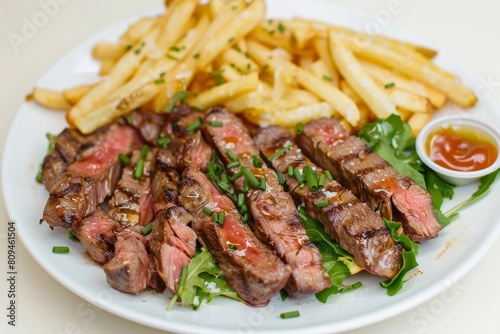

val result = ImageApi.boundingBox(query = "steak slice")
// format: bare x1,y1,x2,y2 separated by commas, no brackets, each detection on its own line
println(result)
203,107,331,297
73,207,120,264
152,149,181,214
42,124,136,229
108,148,157,231
103,232,150,294
179,167,291,307
297,118,442,243
125,110,168,145
254,126,403,278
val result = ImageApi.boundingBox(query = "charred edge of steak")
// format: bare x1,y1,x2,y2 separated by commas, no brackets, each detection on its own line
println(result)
179,167,291,307
298,118,442,242
254,126,403,278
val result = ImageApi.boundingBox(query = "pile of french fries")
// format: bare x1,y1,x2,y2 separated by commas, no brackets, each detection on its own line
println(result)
29,0,477,136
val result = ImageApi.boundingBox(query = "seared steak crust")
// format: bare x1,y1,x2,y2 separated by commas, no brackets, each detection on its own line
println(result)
254,126,403,278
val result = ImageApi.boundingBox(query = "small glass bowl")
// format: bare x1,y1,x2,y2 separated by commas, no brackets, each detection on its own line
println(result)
415,115,500,186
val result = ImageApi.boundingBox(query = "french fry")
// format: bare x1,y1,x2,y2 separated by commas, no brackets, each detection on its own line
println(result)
219,48,259,73
407,110,433,136
313,36,340,87
92,43,127,61
383,86,431,113
360,60,447,108
156,0,198,51
99,59,115,76
329,32,397,120
189,72,259,110
219,64,243,81
30,87,71,111
246,102,333,127
118,17,157,46
225,91,262,113
210,0,246,16
283,88,320,105
62,84,96,105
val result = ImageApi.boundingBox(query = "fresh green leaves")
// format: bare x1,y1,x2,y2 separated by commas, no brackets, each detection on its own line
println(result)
168,247,241,310
425,169,455,210
35,133,57,183
380,218,419,296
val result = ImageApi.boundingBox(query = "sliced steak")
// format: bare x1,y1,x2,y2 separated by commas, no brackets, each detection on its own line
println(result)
103,232,150,294
179,167,291,307
152,149,181,214
203,107,331,297
42,124,136,229
254,126,403,278
297,118,442,243
108,148,157,231
73,208,120,264
125,110,168,145
162,105,212,170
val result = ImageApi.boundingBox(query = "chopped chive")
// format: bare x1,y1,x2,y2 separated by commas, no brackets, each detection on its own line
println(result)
316,200,329,208
384,82,395,89
36,170,42,183
268,142,291,161
166,54,179,61
340,281,363,294
218,181,231,192
126,45,132,51
220,173,229,185
208,121,223,127
259,177,266,191
324,170,333,181
134,159,145,179
185,117,203,134
242,212,249,223
167,266,188,311
278,22,286,33
218,211,225,226
164,91,191,113
52,246,69,254
159,72,166,78
118,153,130,164
157,136,171,148
230,170,243,182
202,207,213,215
141,145,149,159
193,53,200,59
280,311,300,319
322,75,333,82
170,46,181,52
237,193,245,207
244,51,250,58
288,165,294,177
226,150,239,162
243,178,249,193
228,37,235,43
303,166,318,191
214,164,223,175
126,115,134,124
227,161,241,169
295,122,304,135
279,289,288,301
67,230,77,240
208,71,223,86
252,155,263,168
155,78,165,84
241,167,260,188
213,212,219,224
240,204,248,214
246,63,251,70
263,64,269,70
229,244,237,250
293,168,304,184
141,222,153,236
318,173,326,188
298,183,305,188
277,171,285,185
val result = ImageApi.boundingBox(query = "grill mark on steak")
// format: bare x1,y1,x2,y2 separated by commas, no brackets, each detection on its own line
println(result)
203,107,331,297
254,126,403,278
108,148,157,232
179,167,291,307
41,124,136,229
298,118,442,242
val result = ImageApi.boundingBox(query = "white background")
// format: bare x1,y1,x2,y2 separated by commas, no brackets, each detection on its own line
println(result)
1,0,500,333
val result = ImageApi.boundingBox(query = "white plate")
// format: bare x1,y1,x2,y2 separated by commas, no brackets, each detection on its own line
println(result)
3,1,500,333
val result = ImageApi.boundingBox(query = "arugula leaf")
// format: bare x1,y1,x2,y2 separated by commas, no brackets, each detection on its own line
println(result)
173,247,241,310
425,169,455,210
445,168,500,220
298,206,360,302
380,218,419,296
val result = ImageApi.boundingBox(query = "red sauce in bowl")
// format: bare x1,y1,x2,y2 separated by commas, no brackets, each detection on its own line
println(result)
426,126,498,172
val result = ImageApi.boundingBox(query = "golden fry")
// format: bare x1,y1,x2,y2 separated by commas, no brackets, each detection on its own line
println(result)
30,87,71,111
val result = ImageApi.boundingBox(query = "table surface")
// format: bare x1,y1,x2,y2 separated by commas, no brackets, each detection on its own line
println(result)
2,1,500,333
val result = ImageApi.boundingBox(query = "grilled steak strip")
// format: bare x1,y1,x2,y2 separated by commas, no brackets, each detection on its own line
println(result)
149,149,197,293
73,207,120,264
108,148,157,232
42,124,136,229
125,110,168,145
297,118,441,242
179,167,291,307
203,107,331,298
254,126,403,278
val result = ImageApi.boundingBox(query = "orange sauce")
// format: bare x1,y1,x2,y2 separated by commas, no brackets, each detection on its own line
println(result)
426,125,498,172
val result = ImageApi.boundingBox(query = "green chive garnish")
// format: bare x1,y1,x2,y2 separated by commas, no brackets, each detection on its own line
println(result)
303,166,318,191
259,177,266,191
241,167,260,188
185,117,202,134
293,168,304,184
242,212,249,223
163,91,191,113
141,145,149,159
155,78,165,84
268,142,292,161
278,22,286,33
229,244,237,250
316,200,329,208
193,53,200,59
52,246,69,254
213,212,219,224
295,122,304,135
227,161,241,169
170,46,181,52
280,311,300,319
384,82,395,89
324,170,333,181
243,178,249,193
237,193,245,208
157,136,171,148
67,230,77,240
203,207,213,215
218,211,225,226
288,165,294,177
214,164,223,175
340,281,363,293
323,75,333,82
208,121,223,127
126,115,134,124
226,150,239,162
134,159,145,179
167,266,188,311
277,171,285,185
318,173,326,188
252,155,263,168
228,37,235,43
141,222,153,236
230,170,243,182
166,54,179,61
218,181,231,192
118,153,130,164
